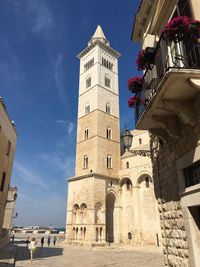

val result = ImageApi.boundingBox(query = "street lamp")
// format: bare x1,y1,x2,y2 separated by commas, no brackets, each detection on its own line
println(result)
122,129,133,151
122,128,151,157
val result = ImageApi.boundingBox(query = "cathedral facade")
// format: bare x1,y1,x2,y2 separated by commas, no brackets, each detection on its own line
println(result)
65,26,160,246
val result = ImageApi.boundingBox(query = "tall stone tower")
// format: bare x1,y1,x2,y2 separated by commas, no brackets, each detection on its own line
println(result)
66,25,121,244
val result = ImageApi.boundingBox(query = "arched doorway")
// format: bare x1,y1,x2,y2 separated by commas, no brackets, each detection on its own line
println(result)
106,192,116,243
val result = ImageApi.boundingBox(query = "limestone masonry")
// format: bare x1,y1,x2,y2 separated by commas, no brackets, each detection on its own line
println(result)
65,25,160,246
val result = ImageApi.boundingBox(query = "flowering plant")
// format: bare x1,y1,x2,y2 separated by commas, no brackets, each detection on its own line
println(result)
128,76,143,93
136,47,155,71
162,16,200,42
128,95,144,108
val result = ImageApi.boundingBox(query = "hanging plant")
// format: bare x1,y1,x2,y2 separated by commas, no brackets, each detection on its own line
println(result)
128,76,144,93
136,47,155,71
162,16,200,43
128,95,144,108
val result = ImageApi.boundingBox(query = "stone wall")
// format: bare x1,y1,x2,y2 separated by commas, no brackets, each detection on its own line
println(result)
151,122,200,267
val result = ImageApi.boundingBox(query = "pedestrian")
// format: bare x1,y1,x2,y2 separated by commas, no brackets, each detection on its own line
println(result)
53,236,57,246
11,234,15,243
26,236,30,247
28,238,37,261
47,235,51,247
41,237,44,247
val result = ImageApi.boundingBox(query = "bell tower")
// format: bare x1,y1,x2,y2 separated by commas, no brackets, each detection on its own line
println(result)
76,25,121,177
66,25,121,244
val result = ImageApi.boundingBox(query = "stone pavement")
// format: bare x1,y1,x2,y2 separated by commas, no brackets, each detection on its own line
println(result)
15,243,164,267
0,243,17,267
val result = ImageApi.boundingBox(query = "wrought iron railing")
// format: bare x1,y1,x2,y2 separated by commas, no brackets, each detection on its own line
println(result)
135,35,200,124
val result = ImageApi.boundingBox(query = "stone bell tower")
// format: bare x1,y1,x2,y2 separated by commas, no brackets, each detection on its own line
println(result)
66,25,121,244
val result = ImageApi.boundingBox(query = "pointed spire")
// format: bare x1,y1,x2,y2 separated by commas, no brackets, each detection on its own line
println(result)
92,25,106,40
89,25,109,46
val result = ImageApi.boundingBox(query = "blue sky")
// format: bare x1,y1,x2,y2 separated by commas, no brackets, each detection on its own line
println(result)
0,0,141,227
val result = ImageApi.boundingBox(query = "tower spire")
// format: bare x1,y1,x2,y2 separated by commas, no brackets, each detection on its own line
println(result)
89,25,109,46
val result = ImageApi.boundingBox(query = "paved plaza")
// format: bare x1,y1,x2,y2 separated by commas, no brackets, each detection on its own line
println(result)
15,243,164,267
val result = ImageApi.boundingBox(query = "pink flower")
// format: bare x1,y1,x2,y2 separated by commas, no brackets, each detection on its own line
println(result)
128,95,144,108
128,76,143,93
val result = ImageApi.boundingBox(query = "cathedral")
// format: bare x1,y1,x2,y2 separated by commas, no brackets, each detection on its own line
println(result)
65,25,160,246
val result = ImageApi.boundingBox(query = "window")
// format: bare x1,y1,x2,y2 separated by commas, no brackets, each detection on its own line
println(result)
84,156,88,169
85,104,90,114
84,58,94,71
107,155,112,168
184,160,200,187
106,128,112,140
6,140,11,156
0,172,6,192
106,103,111,114
105,76,111,88
84,129,89,140
86,77,91,88
126,179,132,190
139,138,142,145
102,57,113,70
145,176,150,188
126,162,129,169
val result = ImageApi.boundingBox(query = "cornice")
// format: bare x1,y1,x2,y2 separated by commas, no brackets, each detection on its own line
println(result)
77,40,121,59
67,172,119,182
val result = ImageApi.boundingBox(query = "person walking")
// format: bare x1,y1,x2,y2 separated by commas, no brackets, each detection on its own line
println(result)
28,238,37,261
47,235,51,247
41,237,44,247
26,236,30,247
53,236,57,246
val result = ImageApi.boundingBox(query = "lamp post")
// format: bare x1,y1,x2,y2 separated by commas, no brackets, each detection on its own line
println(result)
121,128,151,157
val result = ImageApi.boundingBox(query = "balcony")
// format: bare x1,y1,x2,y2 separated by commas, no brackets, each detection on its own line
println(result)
135,35,200,140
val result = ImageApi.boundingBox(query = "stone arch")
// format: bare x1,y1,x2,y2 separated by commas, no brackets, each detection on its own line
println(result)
137,173,153,187
106,192,116,243
80,203,87,224
95,202,102,224
72,204,80,224
119,177,133,191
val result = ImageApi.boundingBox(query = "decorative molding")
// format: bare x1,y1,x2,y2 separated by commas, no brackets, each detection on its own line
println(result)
150,128,168,143
68,172,119,182
163,99,196,126
152,115,180,138
128,149,151,157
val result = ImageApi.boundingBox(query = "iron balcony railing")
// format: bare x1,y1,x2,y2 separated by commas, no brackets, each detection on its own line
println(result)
135,35,200,124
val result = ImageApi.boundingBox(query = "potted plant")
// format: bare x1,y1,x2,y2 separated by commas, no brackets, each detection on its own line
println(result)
128,76,144,93
162,16,200,43
136,47,155,71
128,95,144,108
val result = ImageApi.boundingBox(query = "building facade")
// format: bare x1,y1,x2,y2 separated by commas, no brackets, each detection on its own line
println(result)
132,0,200,266
65,26,160,246
0,97,17,248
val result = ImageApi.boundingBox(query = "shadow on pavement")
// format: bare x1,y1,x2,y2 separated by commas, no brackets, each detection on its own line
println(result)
0,263,14,267
16,246,63,262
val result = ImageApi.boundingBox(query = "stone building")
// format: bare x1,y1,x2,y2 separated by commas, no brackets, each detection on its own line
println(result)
65,26,160,246
132,0,200,266
0,97,17,248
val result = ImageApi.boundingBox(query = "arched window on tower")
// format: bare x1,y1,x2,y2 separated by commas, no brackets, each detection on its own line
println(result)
86,77,91,88
84,128,89,140
107,155,112,169
85,104,90,114
105,76,111,88
84,155,88,169
106,128,112,140
106,103,111,114
126,162,129,169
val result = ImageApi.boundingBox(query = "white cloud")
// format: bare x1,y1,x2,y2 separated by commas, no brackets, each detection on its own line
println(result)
56,120,75,135
13,161,48,189
38,152,75,179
